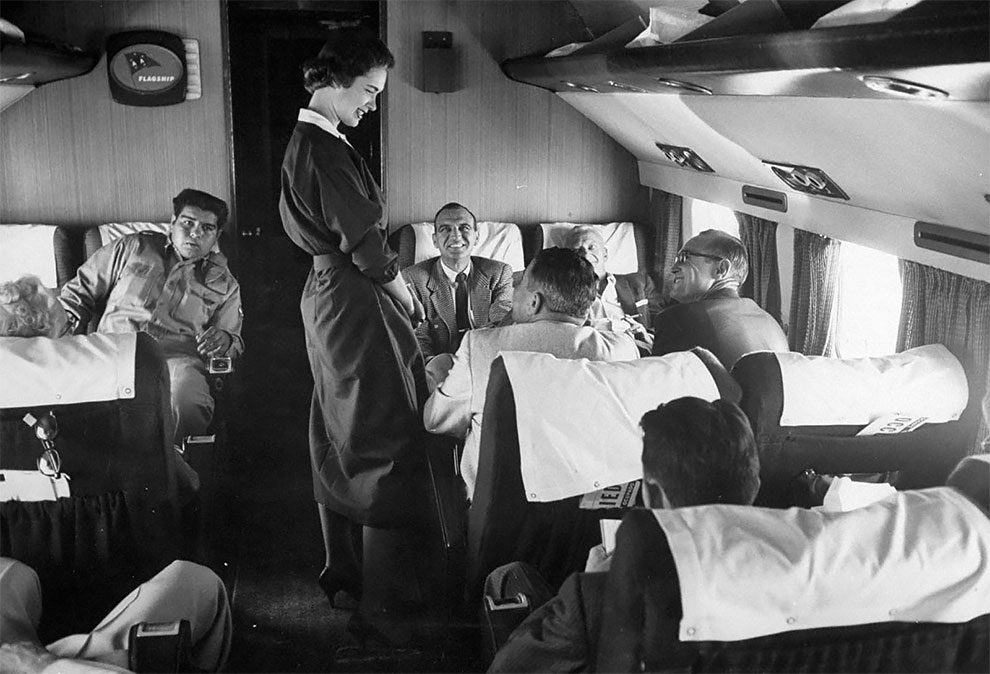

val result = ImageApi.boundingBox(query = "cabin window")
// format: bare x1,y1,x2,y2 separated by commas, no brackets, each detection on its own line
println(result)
687,198,739,239
834,242,902,358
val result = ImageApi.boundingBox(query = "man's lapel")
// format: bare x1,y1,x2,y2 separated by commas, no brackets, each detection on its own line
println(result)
468,258,492,324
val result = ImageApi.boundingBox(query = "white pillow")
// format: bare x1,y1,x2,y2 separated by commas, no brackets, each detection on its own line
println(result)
0,224,58,287
540,222,639,274
410,221,525,271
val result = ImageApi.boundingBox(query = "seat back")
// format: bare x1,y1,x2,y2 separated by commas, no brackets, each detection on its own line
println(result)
0,333,181,604
597,478,990,673
466,348,739,599
0,224,79,289
733,346,976,507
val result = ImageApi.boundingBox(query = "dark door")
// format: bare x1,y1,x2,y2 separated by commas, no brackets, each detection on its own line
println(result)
227,0,383,239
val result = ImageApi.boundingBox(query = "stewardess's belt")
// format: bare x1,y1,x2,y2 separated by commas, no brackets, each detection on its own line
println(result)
313,254,350,271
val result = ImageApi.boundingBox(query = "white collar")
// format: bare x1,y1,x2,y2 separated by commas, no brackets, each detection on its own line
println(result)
298,108,350,144
439,259,472,285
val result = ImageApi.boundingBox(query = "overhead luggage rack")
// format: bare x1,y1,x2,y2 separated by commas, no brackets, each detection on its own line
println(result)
501,1,990,101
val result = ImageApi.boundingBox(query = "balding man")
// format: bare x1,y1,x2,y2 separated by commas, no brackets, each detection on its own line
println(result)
403,202,513,361
651,229,787,369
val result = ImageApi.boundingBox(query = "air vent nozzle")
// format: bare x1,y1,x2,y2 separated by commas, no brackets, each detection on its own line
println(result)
742,185,787,213
914,222,989,264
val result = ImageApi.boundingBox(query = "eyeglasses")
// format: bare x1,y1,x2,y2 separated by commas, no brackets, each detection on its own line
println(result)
673,249,725,265
23,411,62,478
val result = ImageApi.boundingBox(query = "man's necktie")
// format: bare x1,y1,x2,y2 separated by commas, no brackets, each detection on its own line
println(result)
455,272,470,347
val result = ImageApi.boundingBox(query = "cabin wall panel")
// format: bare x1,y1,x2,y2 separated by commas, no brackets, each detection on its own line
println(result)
0,1,228,227
386,0,648,229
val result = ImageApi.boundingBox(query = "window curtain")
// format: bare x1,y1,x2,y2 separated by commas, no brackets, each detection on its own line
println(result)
789,229,841,356
897,261,990,454
649,189,683,305
735,213,783,325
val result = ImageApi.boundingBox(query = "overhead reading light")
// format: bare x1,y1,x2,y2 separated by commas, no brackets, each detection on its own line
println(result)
560,80,599,93
655,143,715,173
763,161,848,200
655,78,712,95
860,75,948,100
606,80,646,93
915,222,989,263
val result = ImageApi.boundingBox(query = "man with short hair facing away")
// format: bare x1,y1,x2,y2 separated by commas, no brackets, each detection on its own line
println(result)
651,229,787,370
487,397,760,673
402,203,513,367
424,247,639,500
59,188,244,450
563,226,659,351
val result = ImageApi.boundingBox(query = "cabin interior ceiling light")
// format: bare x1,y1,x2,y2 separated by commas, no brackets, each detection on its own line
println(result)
655,143,715,173
914,221,989,264
859,75,949,100
655,78,712,95
561,81,598,92
763,161,849,201
606,80,646,93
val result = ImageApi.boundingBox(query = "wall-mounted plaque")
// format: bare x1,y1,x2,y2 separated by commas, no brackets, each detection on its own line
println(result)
106,31,186,106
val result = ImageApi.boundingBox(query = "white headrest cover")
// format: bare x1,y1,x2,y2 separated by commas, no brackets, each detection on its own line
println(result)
540,222,639,274
410,221,525,271
0,225,57,287
654,487,990,642
501,351,720,502
99,222,170,248
0,333,137,408
776,344,968,427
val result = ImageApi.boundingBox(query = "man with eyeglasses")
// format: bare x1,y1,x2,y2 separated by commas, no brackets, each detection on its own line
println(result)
59,188,243,452
402,202,513,375
651,229,787,369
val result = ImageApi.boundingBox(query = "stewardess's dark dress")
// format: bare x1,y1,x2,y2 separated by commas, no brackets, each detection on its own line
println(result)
279,115,427,529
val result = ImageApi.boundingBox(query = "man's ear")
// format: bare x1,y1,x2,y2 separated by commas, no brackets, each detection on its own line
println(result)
431,231,440,250
642,477,664,509
530,290,544,315
715,259,730,279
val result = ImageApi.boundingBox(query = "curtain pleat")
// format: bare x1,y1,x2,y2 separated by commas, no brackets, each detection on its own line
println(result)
736,213,783,324
649,189,683,305
897,261,990,454
789,229,841,356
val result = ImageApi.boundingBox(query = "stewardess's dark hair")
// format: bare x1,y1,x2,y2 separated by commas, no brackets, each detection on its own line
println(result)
303,28,395,94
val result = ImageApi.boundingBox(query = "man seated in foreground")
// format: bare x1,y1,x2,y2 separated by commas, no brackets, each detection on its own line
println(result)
486,396,760,673
423,247,639,499
563,225,658,350
651,229,787,370
59,188,244,448
0,557,232,673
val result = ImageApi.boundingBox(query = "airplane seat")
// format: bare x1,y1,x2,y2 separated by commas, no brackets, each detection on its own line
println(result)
394,220,527,285
732,344,976,508
465,347,739,604
0,332,182,642
596,471,990,673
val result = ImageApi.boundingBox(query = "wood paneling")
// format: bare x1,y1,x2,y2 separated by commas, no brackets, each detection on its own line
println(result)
0,1,229,227
386,0,648,229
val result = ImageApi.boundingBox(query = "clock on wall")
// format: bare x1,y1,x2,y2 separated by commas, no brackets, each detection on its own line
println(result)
106,30,187,106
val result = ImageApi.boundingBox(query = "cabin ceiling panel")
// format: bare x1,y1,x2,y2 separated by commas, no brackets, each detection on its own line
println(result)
558,92,989,236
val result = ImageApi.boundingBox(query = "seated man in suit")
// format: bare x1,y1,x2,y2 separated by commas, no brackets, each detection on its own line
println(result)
423,247,639,499
0,556,231,673
402,202,513,367
487,396,760,673
651,229,787,370
563,226,659,349
59,188,243,449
